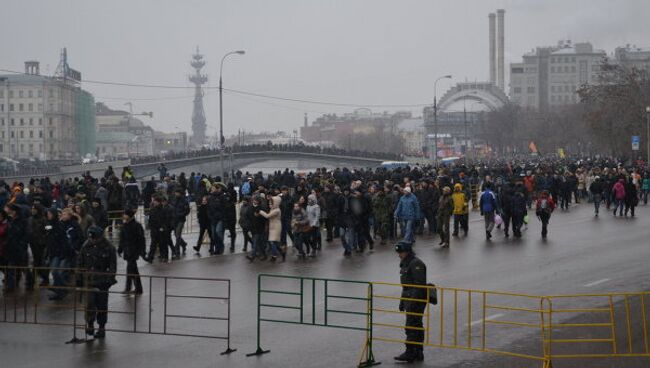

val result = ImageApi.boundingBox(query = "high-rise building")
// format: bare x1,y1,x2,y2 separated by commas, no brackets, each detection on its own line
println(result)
509,40,606,110
0,56,95,161
614,45,650,72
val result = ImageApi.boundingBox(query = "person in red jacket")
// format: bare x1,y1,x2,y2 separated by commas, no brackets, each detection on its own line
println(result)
535,190,556,239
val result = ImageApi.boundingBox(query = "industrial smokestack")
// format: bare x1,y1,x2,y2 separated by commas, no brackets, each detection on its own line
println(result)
497,9,505,91
489,13,496,86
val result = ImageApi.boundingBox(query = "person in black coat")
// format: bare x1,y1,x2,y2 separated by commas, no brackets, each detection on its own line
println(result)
511,185,528,238
146,196,170,263
223,189,237,253
77,226,117,338
89,198,109,230
193,195,212,254
207,186,227,255
171,189,190,254
3,203,28,293
118,209,145,294
624,178,638,217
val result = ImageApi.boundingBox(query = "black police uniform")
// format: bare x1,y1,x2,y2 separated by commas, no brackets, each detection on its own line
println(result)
399,251,427,359
77,237,117,336
118,218,146,293
147,203,169,261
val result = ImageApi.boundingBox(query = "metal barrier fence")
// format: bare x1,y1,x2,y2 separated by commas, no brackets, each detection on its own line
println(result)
246,273,380,367
371,282,548,365
0,266,235,355
545,292,650,363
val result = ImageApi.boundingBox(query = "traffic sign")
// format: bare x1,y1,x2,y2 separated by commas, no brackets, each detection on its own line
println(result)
632,135,640,151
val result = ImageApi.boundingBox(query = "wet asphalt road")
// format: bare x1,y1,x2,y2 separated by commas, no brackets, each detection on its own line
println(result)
2,201,650,368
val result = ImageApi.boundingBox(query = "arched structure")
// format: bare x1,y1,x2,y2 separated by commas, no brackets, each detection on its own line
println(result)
437,82,509,112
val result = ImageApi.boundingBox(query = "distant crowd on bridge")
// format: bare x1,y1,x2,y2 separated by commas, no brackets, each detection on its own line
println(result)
130,142,402,164
0,143,402,178
1,155,649,296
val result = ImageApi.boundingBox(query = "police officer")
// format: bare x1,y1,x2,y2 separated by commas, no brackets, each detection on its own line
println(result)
118,209,145,295
395,241,427,362
77,225,117,339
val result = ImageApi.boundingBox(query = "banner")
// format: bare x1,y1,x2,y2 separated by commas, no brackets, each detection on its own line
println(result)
558,148,566,159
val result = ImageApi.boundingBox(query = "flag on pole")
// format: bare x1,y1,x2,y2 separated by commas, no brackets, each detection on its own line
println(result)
558,148,566,159
529,141,538,153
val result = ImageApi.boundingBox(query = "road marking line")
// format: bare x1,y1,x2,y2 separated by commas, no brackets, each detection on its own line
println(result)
584,278,610,287
470,313,504,326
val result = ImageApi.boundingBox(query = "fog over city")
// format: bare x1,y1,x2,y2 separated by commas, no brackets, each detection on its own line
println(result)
2,0,649,135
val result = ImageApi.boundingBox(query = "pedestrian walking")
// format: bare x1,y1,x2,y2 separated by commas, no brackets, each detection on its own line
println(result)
118,209,145,295
437,187,453,248
535,190,556,239
479,184,498,240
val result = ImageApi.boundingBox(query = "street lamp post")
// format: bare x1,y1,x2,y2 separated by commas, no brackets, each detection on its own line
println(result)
646,106,650,165
433,75,452,167
219,50,245,180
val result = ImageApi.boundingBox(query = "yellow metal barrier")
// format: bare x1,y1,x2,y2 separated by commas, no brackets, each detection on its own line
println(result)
370,282,548,365
544,292,650,362
369,284,650,367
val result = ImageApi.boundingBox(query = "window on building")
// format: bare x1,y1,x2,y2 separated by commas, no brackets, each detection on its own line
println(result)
20,118,24,126
49,130,54,138
18,90,24,98
551,66,555,73
10,119,14,126
550,57,555,63
29,118,33,125
29,130,34,138
28,144,33,152
48,89,53,98
38,118,42,125
39,144,43,152
37,90,42,98
0,104,3,112
0,144,3,153
571,66,576,73
513,87,522,93
50,144,54,151
9,104,14,111
9,91,14,98
571,57,576,63
551,86,556,92
11,131,14,138
0,90,3,98
1,131,3,138
28,90,33,98
49,117,53,125
49,103,54,111
0,118,3,126
20,131,24,139
39,130,43,138
551,95,556,102
527,86,536,93
28,103,33,112
19,103,24,111
579,60,588,84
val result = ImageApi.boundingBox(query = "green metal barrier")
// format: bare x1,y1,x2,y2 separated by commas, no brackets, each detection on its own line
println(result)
246,273,380,367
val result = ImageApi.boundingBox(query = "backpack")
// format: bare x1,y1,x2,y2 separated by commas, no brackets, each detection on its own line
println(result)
537,198,551,215
241,182,251,195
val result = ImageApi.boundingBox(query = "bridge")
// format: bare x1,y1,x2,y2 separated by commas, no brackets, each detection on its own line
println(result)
131,151,385,178
4,151,387,182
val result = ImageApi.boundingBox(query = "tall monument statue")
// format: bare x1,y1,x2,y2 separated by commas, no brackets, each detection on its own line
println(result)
189,47,208,147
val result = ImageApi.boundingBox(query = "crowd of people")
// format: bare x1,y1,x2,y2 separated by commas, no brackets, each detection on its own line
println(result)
1,156,649,299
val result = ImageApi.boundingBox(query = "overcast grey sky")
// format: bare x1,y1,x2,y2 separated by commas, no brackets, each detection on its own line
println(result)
2,0,649,137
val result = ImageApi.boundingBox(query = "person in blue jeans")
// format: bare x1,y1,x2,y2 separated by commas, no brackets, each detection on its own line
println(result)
393,187,421,244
